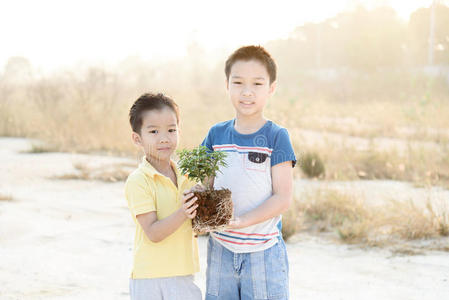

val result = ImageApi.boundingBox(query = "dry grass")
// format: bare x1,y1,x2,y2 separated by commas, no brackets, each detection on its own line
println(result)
0,64,232,153
293,143,449,189
0,193,13,201
382,199,449,240
390,247,425,256
298,189,370,243
23,142,58,154
275,92,449,188
282,188,449,251
54,162,136,182
281,198,304,241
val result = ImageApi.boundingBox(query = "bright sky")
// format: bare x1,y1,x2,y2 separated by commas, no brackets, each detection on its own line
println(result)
0,0,434,71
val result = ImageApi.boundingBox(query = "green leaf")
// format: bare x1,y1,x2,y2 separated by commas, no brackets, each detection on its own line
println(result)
176,146,228,185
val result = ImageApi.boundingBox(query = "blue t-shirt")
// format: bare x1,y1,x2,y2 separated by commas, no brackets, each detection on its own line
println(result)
201,119,296,253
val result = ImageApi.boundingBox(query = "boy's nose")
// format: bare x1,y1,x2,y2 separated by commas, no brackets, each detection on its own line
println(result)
159,134,170,143
242,87,253,96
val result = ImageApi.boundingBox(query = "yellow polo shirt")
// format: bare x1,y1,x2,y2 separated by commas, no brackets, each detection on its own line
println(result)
125,156,199,279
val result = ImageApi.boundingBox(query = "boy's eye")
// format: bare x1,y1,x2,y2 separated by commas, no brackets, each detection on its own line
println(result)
169,129,177,133
149,130,158,134
232,81,242,85
255,83,263,86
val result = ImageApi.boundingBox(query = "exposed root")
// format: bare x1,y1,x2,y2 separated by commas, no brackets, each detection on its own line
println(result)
192,189,233,232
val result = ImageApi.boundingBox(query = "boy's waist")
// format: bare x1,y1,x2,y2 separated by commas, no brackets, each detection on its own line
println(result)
222,188,273,217
211,217,281,253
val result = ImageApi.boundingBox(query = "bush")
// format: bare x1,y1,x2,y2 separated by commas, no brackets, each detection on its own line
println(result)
300,152,325,178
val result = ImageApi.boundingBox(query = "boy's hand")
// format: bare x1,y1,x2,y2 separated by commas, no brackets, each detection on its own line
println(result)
181,191,199,219
227,217,246,229
190,184,206,193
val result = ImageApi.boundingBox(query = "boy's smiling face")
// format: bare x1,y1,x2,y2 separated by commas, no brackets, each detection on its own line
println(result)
132,107,179,164
227,59,276,119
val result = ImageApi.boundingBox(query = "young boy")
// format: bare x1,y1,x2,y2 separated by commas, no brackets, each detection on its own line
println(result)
125,93,202,300
201,46,296,300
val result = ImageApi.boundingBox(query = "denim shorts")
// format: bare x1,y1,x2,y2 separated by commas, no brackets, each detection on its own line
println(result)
205,236,289,300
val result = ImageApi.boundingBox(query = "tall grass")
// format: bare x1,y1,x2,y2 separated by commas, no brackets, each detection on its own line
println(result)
293,144,449,188
282,188,449,248
0,64,234,153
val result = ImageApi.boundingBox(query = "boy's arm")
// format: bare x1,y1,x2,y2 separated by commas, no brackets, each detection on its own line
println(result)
136,191,198,243
228,161,293,229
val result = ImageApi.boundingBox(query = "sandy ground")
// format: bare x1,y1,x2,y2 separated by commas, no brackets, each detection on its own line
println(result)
1,137,448,299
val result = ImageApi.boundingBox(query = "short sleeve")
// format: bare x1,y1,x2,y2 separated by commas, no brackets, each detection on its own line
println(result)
271,128,297,168
200,127,214,151
125,175,156,216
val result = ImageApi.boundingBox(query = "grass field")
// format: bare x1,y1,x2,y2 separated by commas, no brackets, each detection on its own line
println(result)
1,65,448,247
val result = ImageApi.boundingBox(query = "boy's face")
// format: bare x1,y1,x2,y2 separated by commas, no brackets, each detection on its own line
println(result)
226,59,276,119
132,107,179,164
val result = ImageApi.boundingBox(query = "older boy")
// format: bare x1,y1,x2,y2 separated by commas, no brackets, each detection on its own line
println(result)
201,46,296,299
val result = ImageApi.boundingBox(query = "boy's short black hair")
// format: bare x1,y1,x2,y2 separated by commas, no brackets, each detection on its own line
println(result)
129,93,179,134
225,45,277,84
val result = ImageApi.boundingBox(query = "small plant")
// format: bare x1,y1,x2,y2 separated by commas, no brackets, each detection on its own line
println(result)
177,146,227,188
177,146,233,232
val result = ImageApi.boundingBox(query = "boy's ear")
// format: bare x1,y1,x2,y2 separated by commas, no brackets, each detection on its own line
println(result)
225,78,229,91
269,81,277,96
132,132,142,147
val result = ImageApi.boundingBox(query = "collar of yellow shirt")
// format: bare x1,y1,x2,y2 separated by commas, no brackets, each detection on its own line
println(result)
138,156,188,186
